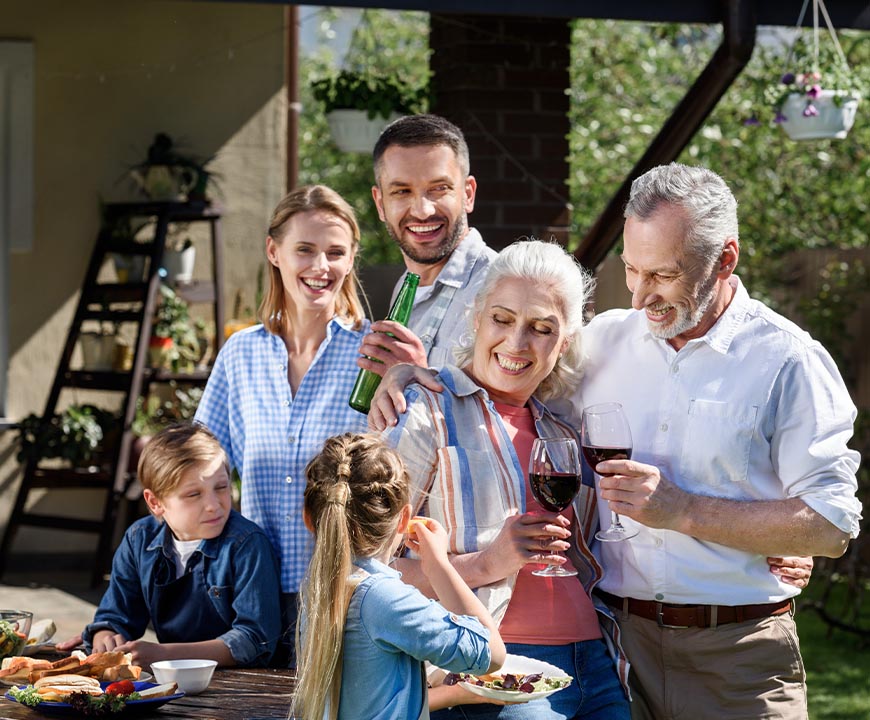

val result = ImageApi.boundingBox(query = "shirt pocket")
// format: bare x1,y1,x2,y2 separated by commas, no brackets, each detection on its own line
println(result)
207,584,234,625
680,399,759,497
431,447,519,554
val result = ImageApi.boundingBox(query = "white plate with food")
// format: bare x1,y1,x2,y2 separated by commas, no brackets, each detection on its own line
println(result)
447,653,572,703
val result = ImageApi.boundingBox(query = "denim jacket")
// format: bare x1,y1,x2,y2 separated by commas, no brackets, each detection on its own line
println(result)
82,510,281,667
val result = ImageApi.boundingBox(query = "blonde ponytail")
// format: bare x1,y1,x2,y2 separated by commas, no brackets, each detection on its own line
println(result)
291,434,409,720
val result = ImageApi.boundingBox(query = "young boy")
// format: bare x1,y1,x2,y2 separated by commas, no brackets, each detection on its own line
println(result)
77,422,281,668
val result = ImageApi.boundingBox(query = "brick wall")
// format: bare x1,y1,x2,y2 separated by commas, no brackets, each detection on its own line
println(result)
430,14,572,251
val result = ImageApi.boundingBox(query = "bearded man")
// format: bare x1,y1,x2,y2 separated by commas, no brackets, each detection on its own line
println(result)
580,162,862,720
356,114,496,372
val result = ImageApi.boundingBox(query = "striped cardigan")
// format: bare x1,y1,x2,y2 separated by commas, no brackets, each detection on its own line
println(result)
382,365,630,693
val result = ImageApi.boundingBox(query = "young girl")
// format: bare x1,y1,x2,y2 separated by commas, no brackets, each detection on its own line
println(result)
293,433,506,720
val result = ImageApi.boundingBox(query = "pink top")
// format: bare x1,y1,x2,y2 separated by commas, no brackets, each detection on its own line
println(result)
493,401,602,645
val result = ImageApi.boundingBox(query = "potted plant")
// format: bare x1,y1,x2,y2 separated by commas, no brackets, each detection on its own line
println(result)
128,133,218,202
745,5,865,140
150,284,203,372
311,70,426,152
161,226,196,284
16,405,117,470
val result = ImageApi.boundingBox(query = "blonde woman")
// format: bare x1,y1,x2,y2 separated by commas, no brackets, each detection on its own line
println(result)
293,433,505,720
194,185,370,664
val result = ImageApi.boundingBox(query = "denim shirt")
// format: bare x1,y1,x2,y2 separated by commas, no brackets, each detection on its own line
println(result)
82,511,282,667
327,557,492,720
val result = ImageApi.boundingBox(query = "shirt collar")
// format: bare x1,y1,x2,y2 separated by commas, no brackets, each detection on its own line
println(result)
636,275,747,356
145,516,226,559
353,555,400,579
436,365,561,422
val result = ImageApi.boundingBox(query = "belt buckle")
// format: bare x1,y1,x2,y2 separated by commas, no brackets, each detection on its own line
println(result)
655,602,690,629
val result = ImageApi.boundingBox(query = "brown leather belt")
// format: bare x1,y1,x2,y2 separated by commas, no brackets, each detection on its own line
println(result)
596,590,793,629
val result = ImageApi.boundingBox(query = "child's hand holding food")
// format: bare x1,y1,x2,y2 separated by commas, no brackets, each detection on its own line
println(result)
405,516,449,574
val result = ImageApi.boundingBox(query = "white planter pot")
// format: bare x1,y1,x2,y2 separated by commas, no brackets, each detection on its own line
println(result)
80,333,117,370
163,246,196,284
779,90,860,140
326,109,401,153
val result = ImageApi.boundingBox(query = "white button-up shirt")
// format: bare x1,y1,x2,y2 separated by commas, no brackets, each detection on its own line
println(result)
579,276,862,605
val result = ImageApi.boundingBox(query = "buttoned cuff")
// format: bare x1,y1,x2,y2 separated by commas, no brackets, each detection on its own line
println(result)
218,628,275,667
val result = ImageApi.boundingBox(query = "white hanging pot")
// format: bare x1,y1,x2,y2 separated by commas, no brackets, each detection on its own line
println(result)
779,90,860,140
326,109,401,153
162,245,196,284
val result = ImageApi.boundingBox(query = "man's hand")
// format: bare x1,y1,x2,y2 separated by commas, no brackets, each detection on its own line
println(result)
595,458,689,530
356,321,428,377
55,634,84,652
768,555,814,589
368,363,444,430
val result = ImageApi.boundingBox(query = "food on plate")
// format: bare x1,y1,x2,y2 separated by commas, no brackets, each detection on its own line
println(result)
444,670,572,694
105,679,136,696
0,619,27,660
137,681,179,699
26,618,57,646
0,656,52,684
0,650,142,685
33,673,103,702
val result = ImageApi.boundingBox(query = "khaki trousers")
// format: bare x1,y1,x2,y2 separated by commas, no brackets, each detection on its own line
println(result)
617,609,807,720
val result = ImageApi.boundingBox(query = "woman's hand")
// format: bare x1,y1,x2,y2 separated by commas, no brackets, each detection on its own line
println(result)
768,555,813,589
368,363,444,430
479,512,571,579
429,682,521,709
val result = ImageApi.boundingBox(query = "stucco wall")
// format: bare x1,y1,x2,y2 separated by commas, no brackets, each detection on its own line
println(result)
0,0,285,555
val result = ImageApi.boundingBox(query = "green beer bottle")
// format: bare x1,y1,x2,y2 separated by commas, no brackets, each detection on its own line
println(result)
349,272,420,414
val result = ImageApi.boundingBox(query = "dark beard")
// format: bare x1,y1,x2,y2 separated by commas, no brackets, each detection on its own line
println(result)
388,214,467,265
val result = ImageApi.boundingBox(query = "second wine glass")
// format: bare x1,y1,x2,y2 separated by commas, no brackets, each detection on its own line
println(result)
528,437,582,577
580,402,638,542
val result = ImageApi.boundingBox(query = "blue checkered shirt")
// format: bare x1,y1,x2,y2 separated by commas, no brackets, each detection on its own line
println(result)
194,319,370,592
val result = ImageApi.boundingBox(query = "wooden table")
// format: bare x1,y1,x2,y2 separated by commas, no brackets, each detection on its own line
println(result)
1,668,298,719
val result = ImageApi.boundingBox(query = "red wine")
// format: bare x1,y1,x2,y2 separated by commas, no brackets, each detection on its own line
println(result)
529,472,581,512
581,446,632,476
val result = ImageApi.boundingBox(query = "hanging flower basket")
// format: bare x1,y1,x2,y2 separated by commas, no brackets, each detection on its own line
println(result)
326,109,402,153
779,89,860,140
745,0,865,141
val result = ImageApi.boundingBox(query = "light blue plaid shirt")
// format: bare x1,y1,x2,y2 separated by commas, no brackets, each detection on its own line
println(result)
194,319,370,592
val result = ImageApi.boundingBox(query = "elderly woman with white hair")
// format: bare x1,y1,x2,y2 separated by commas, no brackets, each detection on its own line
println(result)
376,240,630,720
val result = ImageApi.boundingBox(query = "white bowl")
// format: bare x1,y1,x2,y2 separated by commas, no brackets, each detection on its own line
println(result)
150,659,217,695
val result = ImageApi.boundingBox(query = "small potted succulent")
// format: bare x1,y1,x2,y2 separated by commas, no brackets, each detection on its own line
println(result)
311,70,426,152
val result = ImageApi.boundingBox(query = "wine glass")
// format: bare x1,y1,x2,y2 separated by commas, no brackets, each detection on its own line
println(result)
528,437,582,577
581,402,638,543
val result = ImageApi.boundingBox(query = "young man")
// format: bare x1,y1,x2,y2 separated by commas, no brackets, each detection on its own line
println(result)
583,163,862,719
356,114,496,372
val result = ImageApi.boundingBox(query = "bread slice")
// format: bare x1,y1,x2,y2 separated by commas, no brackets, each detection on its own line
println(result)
0,657,51,685
30,663,92,682
100,663,142,682
137,682,179,699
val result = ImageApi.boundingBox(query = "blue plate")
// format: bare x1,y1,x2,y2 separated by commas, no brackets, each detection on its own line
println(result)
4,680,185,715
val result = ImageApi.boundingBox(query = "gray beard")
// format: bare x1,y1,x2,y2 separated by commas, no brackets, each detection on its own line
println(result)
647,270,719,340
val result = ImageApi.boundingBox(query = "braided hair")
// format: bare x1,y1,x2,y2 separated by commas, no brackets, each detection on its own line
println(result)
292,433,410,720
